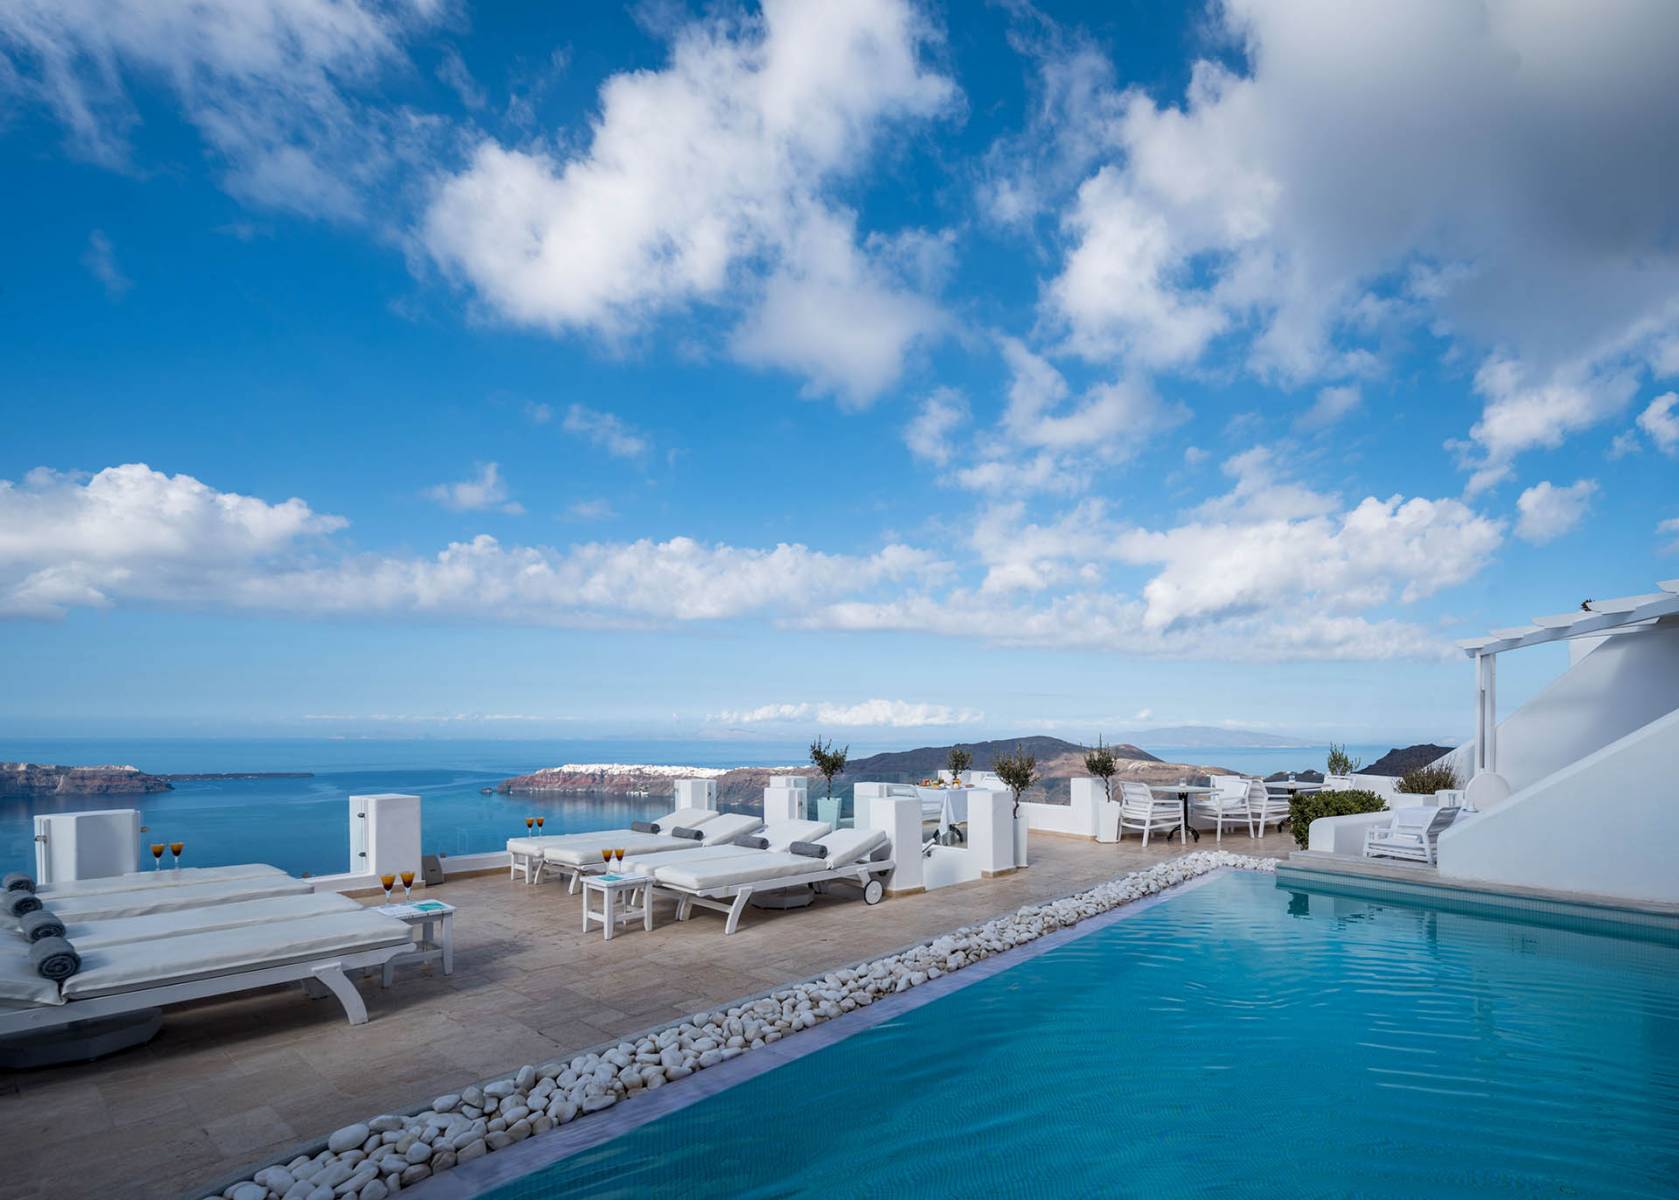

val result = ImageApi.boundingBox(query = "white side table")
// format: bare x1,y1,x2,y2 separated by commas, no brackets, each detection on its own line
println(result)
376,900,455,984
581,874,650,941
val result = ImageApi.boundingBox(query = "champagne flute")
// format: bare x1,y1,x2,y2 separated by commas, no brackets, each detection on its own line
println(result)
170,841,184,871
525,816,535,833
600,848,612,873
150,843,165,871
535,816,545,831
400,870,415,901
614,847,626,868
380,873,396,902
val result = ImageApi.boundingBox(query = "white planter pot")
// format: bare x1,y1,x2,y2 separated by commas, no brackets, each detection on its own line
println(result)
1097,798,1121,844
1013,814,1029,868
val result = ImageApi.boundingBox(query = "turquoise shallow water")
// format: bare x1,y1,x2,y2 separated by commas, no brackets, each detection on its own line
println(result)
488,872,1679,1200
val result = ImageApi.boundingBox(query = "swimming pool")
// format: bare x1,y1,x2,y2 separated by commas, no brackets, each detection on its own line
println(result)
476,870,1679,1199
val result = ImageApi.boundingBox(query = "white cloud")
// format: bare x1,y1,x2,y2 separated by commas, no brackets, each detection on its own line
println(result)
715,699,981,728
426,463,524,515
422,0,956,401
1636,392,1679,456
0,464,345,618
565,499,615,521
81,230,130,298
562,405,648,458
811,459,1505,660
0,464,943,624
1656,517,1679,554
1514,479,1598,545
0,0,444,219
904,388,968,465
1020,0,1679,482
1296,385,1360,431
1459,357,1638,493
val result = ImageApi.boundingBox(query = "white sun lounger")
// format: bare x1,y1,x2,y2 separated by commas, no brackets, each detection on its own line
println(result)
8,875,317,927
0,909,416,1033
541,814,766,894
619,819,832,878
27,892,363,951
1364,806,1460,866
34,864,287,898
642,828,894,935
506,807,722,884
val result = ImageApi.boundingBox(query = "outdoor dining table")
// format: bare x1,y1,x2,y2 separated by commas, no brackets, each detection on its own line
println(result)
1265,779,1324,793
914,786,971,839
1147,783,1216,843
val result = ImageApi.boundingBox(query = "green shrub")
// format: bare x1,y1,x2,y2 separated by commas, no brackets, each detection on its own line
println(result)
1396,763,1458,794
1289,788,1386,848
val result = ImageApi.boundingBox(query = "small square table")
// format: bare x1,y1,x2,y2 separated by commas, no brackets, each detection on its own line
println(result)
375,899,454,984
581,873,651,941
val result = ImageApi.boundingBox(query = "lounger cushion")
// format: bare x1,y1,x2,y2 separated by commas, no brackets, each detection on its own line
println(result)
544,832,694,867
56,892,362,951
695,814,764,845
24,877,316,925
817,828,889,869
759,820,831,851
0,953,63,1006
620,845,765,877
649,852,814,891
61,910,413,1001
37,864,286,898
515,809,725,856
507,833,591,856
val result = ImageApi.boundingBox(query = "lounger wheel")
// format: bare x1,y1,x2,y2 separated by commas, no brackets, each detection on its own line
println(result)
863,879,884,905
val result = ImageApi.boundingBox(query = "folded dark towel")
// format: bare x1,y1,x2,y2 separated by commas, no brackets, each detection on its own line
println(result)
4,890,42,919
30,936,81,981
19,909,65,942
2,872,35,893
630,821,657,834
734,835,769,850
788,841,827,859
670,826,704,841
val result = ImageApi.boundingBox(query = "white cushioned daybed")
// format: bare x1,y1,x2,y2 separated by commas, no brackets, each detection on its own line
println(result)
34,892,362,951
0,908,415,1033
35,863,287,898
10,874,316,927
540,813,765,893
640,828,894,935
620,819,831,878
506,806,721,884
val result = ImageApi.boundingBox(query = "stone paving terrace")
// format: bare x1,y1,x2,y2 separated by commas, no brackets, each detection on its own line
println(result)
1,829,1295,1200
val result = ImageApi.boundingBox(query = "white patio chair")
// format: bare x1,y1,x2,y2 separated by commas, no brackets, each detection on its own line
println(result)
1364,806,1458,866
1248,779,1292,837
1117,780,1182,846
1193,776,1256,841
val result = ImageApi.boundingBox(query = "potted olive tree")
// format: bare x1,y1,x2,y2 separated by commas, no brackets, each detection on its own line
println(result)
809,736,848,826
1085,737,1122,842
992,744,1037,868
946,745,973,786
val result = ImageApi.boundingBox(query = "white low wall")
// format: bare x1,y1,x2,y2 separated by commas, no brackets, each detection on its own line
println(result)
1307,812,1393,856
1437,706,1679,903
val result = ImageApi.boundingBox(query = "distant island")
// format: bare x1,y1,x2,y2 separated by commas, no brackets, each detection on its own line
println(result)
1114,725,1319,749
501,737,1234,805
1,763,314,798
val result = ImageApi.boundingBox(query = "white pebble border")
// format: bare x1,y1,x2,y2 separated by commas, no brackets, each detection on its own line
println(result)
206,851,1275,1200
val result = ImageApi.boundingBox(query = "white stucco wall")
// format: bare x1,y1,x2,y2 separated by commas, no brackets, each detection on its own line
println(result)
1441,618,1679,794
1437,706,1679,904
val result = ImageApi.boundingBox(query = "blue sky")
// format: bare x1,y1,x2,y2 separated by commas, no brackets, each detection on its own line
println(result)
1,0,1676,748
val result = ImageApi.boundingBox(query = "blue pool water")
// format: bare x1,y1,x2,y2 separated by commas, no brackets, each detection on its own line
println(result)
488,872,1679,1199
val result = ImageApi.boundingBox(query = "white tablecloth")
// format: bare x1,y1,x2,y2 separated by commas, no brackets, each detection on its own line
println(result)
914,786,971,831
